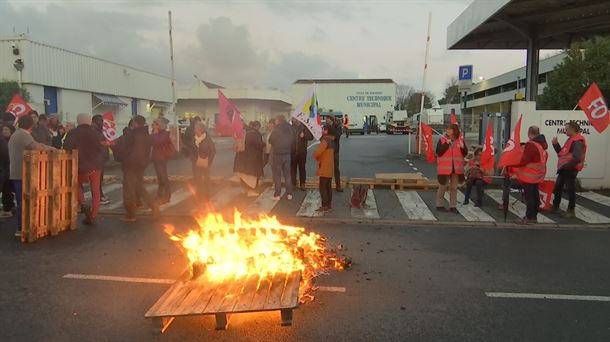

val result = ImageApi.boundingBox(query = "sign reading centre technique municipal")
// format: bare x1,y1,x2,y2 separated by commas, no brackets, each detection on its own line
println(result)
458,65,473,91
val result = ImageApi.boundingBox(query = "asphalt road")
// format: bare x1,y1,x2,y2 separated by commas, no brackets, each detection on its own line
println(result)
1,218,610,341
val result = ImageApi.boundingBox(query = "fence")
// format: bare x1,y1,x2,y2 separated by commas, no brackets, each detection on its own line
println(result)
21,150,79,243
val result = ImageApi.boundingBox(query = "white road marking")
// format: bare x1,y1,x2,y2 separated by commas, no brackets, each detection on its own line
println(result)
578,191,610,208
296,191,324,217
408,163,414,166
210,187,242,209
159,187,193,212
556,195,610,224
405,159,410,162
351,189,380,219
63,274,174,284
412,167,419,171
486,190,554,223
244,187,279,215
103,184,157,211
84,183,122,201
394,190,436,221
446,191,495,222
486,292,610,302
318,286,346,293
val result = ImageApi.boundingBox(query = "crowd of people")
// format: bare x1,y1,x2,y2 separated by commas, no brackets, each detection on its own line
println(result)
434,121,587,225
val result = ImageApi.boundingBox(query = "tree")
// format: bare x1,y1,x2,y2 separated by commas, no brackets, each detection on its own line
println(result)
0,80,30,113
539,36,610,110
395,84,414,111
394,84,434,115
438,77,461,105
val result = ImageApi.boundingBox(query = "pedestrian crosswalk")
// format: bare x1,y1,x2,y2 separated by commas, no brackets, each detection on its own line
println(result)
90,182,610,225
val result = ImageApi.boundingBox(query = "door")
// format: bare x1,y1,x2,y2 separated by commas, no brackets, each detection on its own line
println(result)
43,86,58,114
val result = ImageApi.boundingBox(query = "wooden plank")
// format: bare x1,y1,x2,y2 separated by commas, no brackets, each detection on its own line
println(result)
296,191,323,218
350,189,380,219
70,150,79,230
217,276,250,313
279,271,300,308
249,275,272,311
375,173,424,180
263,273,288,310
172,279,219,316
203,278,239,314
244,187,280,216
232,275,261,313
155,280,205,317
50,150,61,235
486,190,554,223
145,272,191,317
28,152,40,242
446,191,495,222
395,191,437,221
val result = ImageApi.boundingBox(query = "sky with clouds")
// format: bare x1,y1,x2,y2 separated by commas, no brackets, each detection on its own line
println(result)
1,0,547,97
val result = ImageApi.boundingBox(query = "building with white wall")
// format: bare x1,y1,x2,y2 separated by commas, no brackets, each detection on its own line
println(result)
291,79,396,126
0,35,172,129
177,81,292,128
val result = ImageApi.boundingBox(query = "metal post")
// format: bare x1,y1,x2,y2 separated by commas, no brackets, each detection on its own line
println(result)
168,11,179,152
418,12,432,155
525,38,539,102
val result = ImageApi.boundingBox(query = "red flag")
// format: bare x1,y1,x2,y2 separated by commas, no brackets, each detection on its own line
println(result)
217,90,244,139
480,120,495,172
450,112,458,125
578,82,609,133
101,111,119,141
421,122,435,163
5,94,33,119
539,180,555,210
498,115,523,168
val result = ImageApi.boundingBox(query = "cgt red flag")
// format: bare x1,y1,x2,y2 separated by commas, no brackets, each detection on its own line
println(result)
5,94,33,119
498,115,523,168
578,82,609,133
101,111,119,141
421,122,435,163
539,180,555,210
480,120,495,172
217,90,244,139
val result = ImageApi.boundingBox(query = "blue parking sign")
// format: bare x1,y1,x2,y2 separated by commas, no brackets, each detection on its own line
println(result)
459,65,473,81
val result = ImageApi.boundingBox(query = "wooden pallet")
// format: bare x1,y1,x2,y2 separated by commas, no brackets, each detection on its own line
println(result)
145,271,301,333
22,150,79,243
349,178,376,189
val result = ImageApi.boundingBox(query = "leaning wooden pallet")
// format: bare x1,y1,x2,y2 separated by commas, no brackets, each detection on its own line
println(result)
21,150,79,243
145,271,300,333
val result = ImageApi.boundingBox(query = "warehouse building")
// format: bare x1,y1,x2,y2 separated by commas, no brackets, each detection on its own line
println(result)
291,79,396,129
177,80,292,128
0,35,172,129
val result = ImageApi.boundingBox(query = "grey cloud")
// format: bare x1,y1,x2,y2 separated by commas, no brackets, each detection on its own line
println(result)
268,52,357,87
264,0,355,20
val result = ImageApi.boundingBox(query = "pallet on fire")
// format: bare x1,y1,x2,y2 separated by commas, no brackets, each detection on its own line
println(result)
145,270,301,333
21,150,79,243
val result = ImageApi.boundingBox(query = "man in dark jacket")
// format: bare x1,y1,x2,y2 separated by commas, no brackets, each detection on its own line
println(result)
269,115,294,200
64,113,106,225
290,118,313,189
513,126,548,224
120,115,159,222
326,115,343,192
30,112,52,145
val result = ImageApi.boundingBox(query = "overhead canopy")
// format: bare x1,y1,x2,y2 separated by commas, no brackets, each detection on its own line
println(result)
448,0,610,49
93,93,127,107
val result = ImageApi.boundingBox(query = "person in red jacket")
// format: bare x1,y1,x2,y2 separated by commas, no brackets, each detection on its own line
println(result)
435,123,468,213
513,126,548,224
547,121,587,218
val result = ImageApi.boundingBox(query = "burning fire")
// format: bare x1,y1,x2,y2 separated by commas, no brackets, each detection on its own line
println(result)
164,210,348,302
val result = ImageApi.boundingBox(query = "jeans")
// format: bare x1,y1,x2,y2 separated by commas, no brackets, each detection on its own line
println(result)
436,173,459,208
272,153,293,197
333,149,341,189
319,177,332,208
523,183,540,220
13,180,22,230
192,163,210,200
291,153,307,186
553,169,578,210
153,160,171,202
78,169,102,219
464,178,484,205
2,174,14,211
123,167,154,218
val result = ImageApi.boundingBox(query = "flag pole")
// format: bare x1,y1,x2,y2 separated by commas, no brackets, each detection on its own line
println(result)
168,10,179,152
418,12,432,155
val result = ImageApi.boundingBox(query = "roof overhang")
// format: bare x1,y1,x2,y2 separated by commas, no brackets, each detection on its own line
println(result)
448,0,610,49
93,93,127,107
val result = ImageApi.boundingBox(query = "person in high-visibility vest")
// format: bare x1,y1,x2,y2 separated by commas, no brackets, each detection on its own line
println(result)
513,126,548,224
548,121,587,218
435,123,468,213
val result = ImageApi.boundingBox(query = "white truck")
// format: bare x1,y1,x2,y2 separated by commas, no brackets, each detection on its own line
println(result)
386,110,411,134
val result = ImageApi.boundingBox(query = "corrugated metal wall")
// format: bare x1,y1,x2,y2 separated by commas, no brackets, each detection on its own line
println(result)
8,38,172,102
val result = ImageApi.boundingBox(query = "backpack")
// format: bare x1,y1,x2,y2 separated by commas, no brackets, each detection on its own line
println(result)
350,185,368,209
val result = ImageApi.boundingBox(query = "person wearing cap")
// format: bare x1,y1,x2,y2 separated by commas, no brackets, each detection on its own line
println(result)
313,125,335,213
31,112,52,146
151,118,176,204
548,121,587,218
325,114,343,192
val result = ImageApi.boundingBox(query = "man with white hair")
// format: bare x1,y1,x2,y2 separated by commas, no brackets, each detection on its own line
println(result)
64,113,107,225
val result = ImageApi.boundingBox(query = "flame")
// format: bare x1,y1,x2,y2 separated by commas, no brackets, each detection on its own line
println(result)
164,210,347,302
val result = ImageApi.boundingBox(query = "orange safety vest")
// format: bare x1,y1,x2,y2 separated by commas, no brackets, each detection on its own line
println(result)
343,116,349,129
516,141,548,184
557,134,587,171
437,137,465,175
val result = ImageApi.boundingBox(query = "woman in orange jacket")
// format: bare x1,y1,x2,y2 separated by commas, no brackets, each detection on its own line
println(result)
313,125,335,213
